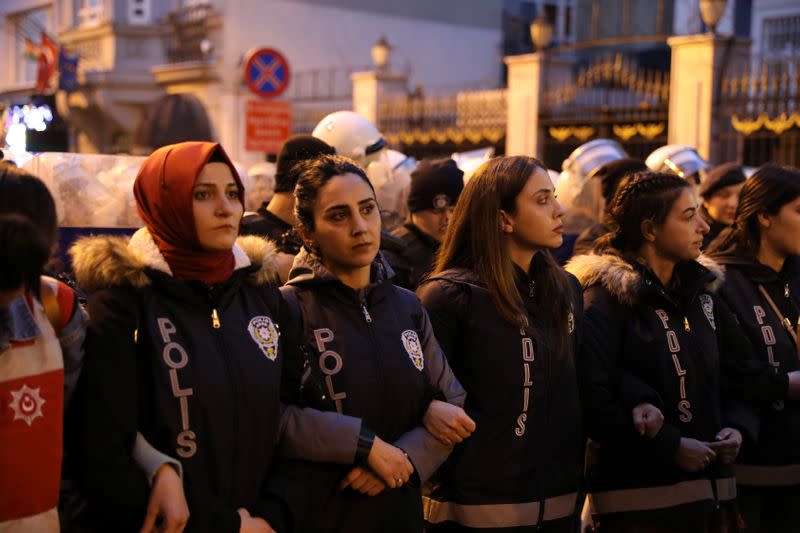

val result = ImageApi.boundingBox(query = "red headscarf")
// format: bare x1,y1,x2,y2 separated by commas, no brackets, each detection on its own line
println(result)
133,142,244,285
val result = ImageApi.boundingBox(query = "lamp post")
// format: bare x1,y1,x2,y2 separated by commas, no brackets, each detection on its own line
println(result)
530,12,554,52
700,0,728,35
371,36,391,71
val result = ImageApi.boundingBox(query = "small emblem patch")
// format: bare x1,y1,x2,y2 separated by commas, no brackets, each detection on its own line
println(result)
248,316,279,361
699,294,716,330
10,384,45,426
401,330,424,371
432,194,451,210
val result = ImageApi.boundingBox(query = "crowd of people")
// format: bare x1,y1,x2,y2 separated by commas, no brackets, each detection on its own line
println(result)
1,108,799,533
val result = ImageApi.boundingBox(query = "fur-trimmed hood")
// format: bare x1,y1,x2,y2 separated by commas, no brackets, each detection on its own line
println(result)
70,227,279,292
565,252,724,306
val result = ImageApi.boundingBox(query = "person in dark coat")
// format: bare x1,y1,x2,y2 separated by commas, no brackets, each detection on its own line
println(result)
240,135,336,254
699,162,747,249
270,154,473,532
70,142,372,533
418,156,584,532
572,158,648,256
707,164,800,533
386,158,464,290
566,171,757,532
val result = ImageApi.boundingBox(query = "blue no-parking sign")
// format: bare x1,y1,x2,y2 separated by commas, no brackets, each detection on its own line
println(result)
244,47,291,99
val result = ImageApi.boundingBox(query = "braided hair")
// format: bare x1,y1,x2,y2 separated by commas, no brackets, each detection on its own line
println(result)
595,171,691,253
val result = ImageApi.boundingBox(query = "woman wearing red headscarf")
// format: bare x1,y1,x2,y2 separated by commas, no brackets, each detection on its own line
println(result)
70,142,378,533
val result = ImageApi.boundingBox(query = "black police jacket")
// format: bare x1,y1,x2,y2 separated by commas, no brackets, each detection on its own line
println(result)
417,253,584,531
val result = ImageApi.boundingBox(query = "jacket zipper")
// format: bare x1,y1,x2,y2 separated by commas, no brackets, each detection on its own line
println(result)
361,303,373,323
525,277,548,530
208,296,238,496
709,476,720,509
360,295,384,435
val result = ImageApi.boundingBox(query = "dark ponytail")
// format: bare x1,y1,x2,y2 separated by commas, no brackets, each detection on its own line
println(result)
595,171,691,253
0,214,50,292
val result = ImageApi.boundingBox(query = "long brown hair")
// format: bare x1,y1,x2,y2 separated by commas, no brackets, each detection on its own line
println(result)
433,156,573,357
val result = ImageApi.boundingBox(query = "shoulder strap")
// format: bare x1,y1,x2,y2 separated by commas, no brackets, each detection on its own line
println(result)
757,284,799,354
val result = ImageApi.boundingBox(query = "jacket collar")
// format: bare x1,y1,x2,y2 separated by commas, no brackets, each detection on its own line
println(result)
423,252,549,293
70,228,279,292
286,248,395,300
713,253,800,285
0,295,39,350
565,251,723,307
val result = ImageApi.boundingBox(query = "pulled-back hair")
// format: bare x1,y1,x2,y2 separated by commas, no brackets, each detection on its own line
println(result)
434,155,573,359
0,165,58,248
294,154,375,239
0,213,50,291
707,164,800,258
596,171,690,253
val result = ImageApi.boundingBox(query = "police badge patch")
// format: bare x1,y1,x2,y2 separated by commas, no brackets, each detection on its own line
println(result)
699,294,716,330
401,330,424,371
248,316,280,361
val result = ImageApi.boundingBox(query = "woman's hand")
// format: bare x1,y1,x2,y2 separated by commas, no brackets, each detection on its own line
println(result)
675,437,717,472
139,464,189,533
237,508,275,533
707,428,742,465
339,466,386,496
632,403,664,438
423,400,476,446
366,437,414,489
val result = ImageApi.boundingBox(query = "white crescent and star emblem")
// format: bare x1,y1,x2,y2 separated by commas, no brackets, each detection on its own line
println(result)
10,384,45,426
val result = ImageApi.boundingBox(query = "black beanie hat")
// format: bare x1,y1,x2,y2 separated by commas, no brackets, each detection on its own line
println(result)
407,158,464,213
699,162,746,199
594,158,648,204
273,135,336,193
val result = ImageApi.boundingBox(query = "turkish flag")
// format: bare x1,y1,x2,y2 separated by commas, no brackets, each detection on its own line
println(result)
36,33,59,93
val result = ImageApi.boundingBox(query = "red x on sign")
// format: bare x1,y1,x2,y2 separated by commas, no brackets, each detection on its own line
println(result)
244,48,290,99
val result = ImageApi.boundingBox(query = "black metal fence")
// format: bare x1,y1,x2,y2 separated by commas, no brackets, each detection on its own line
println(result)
716,55,800,168
538,53,669,169
378,88,507,158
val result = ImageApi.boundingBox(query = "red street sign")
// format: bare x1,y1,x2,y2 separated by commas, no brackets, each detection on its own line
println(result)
245,100,291,153
244,47,290,99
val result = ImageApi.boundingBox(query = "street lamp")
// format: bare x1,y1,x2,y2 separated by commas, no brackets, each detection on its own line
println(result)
530,12,554,52
700,0,727,34
371,36,391,71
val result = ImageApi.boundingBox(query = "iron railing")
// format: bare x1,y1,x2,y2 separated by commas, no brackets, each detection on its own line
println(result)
717,54,800,167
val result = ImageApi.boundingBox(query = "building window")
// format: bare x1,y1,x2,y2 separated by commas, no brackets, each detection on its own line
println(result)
78,0,105,27
10,7,51,85
762,15,800,56
129,0,151,24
